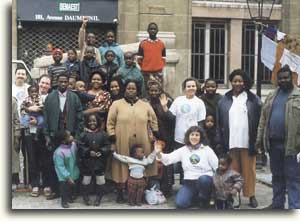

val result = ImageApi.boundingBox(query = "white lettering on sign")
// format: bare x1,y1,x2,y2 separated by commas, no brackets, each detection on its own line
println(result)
46,15,63,21
64,15,100,22
35,14,45,20
59,3,80,12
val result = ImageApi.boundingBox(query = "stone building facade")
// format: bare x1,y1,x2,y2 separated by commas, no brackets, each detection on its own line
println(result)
12,0,299,97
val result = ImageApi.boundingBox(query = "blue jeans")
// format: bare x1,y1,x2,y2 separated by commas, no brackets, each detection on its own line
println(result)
175,175,213,209
269,143,300,209
21,113,44,128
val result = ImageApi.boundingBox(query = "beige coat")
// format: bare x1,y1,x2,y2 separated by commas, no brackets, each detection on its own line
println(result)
12,97,21,174
107,99,158,183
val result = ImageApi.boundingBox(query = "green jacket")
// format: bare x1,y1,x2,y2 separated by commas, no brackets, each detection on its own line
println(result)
53,143,80,182
43,90,84,139
256,87,300,156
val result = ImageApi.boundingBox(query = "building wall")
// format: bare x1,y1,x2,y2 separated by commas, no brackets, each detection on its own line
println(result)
118,0,191,96
281,0,300,38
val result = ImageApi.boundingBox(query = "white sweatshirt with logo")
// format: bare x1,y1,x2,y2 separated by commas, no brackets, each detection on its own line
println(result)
159,144,218,180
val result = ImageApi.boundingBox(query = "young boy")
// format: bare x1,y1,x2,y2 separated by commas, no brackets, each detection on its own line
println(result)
80,46,101,84
213,153,243,209
116,52,145,96
53,130,80,208
20,85,44,134
137,23,166,91
101,50,119,89
48,48,67,90
78,16,101,64
99,30,124,68
65,49,80,80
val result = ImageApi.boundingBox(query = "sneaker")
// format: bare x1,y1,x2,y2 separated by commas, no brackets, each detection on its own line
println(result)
43,187,51,197
30,187,39,197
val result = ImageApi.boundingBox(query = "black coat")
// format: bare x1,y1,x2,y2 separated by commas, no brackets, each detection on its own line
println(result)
78,130,111,175
216,90,262,154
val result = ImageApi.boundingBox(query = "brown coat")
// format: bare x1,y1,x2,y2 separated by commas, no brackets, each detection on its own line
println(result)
107,99,158,183
12,97,21,174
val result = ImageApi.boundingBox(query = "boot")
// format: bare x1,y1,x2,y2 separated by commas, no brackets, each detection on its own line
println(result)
60,182,70,208
94,185,104,206
116,189,125,204
81,185,91,206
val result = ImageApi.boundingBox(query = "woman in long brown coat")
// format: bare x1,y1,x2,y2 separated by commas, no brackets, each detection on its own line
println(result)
107,79,159,203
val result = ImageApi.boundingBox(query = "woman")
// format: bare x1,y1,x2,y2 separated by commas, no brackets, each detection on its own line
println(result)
216,69,262,208
155,126,218,209
83,70,112,119
108,76,124,102
147,80,175,196
160,77,206,183
107,79,159,203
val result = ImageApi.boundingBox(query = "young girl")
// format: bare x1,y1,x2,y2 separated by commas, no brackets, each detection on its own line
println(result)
113,144,157,206
200,78,223,117
100,50,119,89
204,114,222,157
78,114,112,206
213,153,243,209
80,46,101,84
65,48,80,80
53,130,80,208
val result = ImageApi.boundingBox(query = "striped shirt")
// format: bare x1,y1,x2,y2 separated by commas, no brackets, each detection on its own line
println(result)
48,63,67,89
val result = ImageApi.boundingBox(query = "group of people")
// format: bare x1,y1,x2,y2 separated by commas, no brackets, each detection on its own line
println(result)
11,18,300,210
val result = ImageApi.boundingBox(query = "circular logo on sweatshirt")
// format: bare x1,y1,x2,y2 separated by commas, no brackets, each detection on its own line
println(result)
180,104,191,114
189,154,200,164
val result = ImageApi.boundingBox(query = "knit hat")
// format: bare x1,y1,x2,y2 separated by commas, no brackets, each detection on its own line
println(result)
52,48,63,57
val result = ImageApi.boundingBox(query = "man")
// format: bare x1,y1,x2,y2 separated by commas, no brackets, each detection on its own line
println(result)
23,75,51,197
78,16,101,64
43,73,84,199
137,22,166,92
12,68,30,187
255,65,300,209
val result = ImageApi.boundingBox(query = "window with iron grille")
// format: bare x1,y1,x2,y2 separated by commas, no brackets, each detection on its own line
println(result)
242,22,273,84
192,21,227,84
17,22,114,69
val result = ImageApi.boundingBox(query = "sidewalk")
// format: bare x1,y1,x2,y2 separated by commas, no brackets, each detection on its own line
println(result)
12,169,273,210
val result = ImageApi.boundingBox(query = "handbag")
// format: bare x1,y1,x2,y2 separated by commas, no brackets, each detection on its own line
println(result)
145,185,167,205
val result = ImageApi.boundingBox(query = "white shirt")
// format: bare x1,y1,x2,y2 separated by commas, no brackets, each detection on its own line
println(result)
169,96,206,144
12,83,30,117
58,91,67,112
159,144,218,180
229,91,249,149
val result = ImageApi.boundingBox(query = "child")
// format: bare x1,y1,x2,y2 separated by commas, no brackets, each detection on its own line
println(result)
48,48,67,90
53,130,80,208
99,30,124,68
113,145,157,206
79,46,101,84
100,50,119,89
213,153,243,209
20,85,44,134
115,51,145,97
137,22,166,91
68,77,77,90
78,16,101,64
65,49,80,80
78,114,112,206
204,114,222,157
75,80,86,92
200,78,223,117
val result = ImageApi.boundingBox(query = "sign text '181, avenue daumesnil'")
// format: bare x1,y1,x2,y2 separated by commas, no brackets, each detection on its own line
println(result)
35,14,100,22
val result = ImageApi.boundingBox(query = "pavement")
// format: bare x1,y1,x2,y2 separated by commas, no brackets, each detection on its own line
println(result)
12,167,275,210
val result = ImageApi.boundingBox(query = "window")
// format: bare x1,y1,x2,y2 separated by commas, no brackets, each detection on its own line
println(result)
242,22,273,84
192,21,227,84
